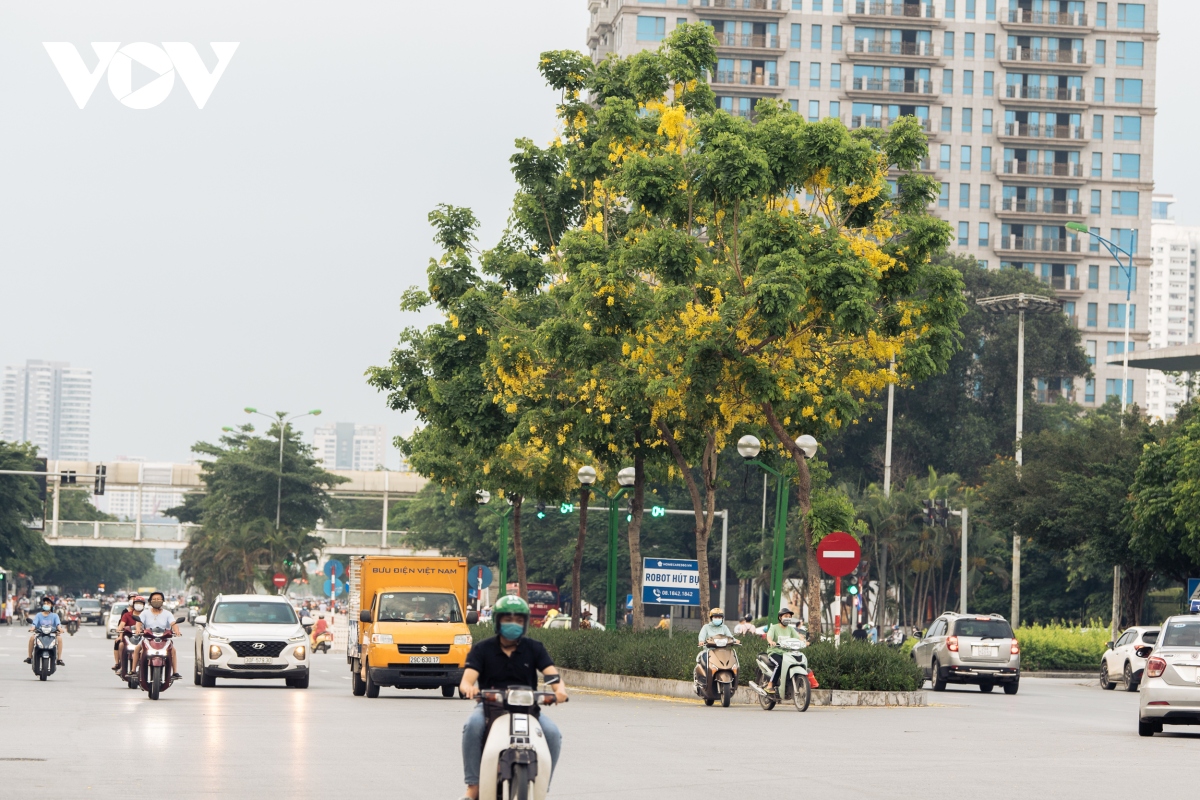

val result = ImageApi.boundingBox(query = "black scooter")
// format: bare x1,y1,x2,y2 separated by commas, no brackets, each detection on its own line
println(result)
32,625,59,681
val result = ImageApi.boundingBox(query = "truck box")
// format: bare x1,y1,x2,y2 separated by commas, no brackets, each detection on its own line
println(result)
347,555,478,697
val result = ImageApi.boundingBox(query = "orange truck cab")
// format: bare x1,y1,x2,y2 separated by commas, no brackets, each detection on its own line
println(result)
347,556,478,698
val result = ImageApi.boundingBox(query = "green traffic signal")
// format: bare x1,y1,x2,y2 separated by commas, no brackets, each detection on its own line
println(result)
848,583,859,596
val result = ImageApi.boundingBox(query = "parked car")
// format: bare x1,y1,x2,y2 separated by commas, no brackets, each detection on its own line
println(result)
911,612,1021,694
1100,626,1160,691
1136,615,1200,736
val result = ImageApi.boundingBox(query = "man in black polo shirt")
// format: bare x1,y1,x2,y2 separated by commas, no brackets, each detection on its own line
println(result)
458,595,567,800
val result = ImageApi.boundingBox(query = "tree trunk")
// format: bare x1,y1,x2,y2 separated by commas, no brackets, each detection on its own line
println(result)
657,421,717,615
627,450,646,631
571,486,590,630
876,538,888,632
1122,566,1153,628
511,495,528,601
761,402,818,634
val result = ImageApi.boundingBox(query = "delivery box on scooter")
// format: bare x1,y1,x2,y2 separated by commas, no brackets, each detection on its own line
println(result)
347,556,478,695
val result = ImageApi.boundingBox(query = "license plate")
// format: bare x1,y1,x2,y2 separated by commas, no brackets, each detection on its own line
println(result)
972,646,998,657
243,657,273,665
409,655,440,664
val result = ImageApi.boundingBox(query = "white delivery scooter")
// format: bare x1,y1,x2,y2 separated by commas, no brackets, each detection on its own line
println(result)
477,685,563,800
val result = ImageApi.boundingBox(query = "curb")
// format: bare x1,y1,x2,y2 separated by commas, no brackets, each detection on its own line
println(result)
1022,671,1096,679
558,668,927,707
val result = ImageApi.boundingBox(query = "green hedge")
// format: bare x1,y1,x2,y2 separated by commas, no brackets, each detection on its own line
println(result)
470,625,923,692
1015,624,1109,671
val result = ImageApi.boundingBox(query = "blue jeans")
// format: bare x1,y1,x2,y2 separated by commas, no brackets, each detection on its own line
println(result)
462,704,562,786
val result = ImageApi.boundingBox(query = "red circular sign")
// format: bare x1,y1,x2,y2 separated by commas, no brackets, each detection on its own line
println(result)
816,531,861,578
272,572,287,588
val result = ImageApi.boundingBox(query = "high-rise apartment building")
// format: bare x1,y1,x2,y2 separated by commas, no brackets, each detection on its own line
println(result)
312,423,389,471
1144,195,1199,420
586,0,1156,408
1,359,92,459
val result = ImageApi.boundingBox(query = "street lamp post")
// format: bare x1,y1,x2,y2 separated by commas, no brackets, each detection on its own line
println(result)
243,407,322,530
476,490,513,597
737,434,818,619
975,293,1059,628
576,466,636,629
1067,222,1137,416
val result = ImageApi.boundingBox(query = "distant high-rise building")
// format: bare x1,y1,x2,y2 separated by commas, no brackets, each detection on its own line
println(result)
587,0,1158,409
312,423,388,471
1145,195,1199,421
1,359,92,459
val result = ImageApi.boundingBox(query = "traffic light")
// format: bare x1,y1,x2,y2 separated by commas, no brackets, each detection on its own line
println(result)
934,499,950,527
650,505,666,517
61,470,77,485
847,578,859,596
98,583,105,593
921,499,934,526
536,502,546,519
93,464,107,496
33,457,47,503
559,503,574,514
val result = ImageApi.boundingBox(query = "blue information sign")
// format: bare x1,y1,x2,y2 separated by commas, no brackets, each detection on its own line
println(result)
641,558,700,606
323,577,344,598
324,559,344,578
1188,578,1200,613
470,564,494,590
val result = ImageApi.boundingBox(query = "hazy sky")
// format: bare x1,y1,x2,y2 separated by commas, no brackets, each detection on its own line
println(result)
0,1,1194,466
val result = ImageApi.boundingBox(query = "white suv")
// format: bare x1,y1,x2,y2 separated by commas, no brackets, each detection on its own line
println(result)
194,595,310,688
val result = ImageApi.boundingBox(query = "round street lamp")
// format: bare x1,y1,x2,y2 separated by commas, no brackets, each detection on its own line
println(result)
796,434,819,459
617,467,635,487
737,434,761,460
476,490,491,505
577,465,597,485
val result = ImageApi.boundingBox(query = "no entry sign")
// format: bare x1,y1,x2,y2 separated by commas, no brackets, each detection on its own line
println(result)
272,572,287,588
816,531,861,577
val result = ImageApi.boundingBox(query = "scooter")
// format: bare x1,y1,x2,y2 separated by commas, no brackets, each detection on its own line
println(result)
32,624,59,681
119,632,142,689
751,637,813,712
137,627,175,700
476,686,561,800
65,611,80,636
694,635,740,707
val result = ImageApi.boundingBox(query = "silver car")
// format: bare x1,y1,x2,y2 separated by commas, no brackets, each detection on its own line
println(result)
911,612,1021,694
1137,615,1200,736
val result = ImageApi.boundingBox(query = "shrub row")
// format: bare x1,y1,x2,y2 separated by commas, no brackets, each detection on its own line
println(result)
1015,624,1109,671
469,625,923,692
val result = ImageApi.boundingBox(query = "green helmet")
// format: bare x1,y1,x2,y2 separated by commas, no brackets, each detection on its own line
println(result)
492,595,531,636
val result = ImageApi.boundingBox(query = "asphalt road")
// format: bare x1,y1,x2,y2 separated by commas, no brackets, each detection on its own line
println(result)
1,623,1195,799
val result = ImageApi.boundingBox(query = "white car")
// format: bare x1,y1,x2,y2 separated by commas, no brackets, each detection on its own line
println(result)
105,602,128,639
1137,615,1200,736
194,595,310,688
1100,625,1160,691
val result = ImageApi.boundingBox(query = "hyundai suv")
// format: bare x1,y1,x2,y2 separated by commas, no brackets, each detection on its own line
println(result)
911,612,1021,694
194,595,310,688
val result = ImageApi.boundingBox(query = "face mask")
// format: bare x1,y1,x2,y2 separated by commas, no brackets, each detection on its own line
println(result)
151,600,163,609
781,618,793,626
133,604,144,612
42,605,51,612
499,622,525,640
711,618,724,626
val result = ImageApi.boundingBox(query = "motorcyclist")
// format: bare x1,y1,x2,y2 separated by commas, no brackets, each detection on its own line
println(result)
762,607,805,694
458,595,568,800
309,613,331,650
25,599,65,666
696,607,735,645
112,596,144,671
133,592,182,680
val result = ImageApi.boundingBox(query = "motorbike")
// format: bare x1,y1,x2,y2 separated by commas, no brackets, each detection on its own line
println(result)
187,606,199,626
476,687,561,800
119,632,143,689
65,611,80,636
32,624,59,681
137,626,175,700
694,635,740,707
751,637,813,712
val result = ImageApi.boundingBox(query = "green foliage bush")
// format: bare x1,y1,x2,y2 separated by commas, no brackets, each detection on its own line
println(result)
1015,623,1109,671
470,625,923,691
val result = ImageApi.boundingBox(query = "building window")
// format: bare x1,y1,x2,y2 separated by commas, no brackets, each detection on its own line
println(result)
985,0,996,20
979,221,990,247
1115,78,1143,104
958,221,969,246
790,24,802,49
982,109,993,134
1089,227,1101,253
983,71,994,97
829,100,840,119
1117,3,1145,29
1090,190,1102,214
830,63,841,88
963,70,974,95
1093,115,1104,140
1096,40,1107,65
960,183,971,208
944,32,955,56
1097,2,1108,27
1094,77,1105,103
984,33,995,59
1113,153,1141,179
962,108,973,133
810,62,821,87
1106,379,1134,403
939,182,950,208
1107,303,1136,328
813,0,823,9
961,147,972,172
1117,40,1145,66
980,183,991,208
811,24,822,50
1114,115,1142,141
1110,265,1138,291
946,0,956,18
943,69,953,94
1088,265,1100,290
941,106,953,132
1087,303,1098,327
1085,379,1096,403
964,32,975,58
832,26,842,51
966,0,976,19
636,16,667,42
833,0,843,10
808,100,819,121
790,61,801,87
939,144,951,170
1110,228,1138,253
1092,152,1103,178
789,99,800,112
1112,191,1139,216
792,0,802,8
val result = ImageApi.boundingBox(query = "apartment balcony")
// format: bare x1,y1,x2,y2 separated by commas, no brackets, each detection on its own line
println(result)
848,1,941,27
994,235,1083,257
1001,47,1090,72
1001,160,1086,185
849,114,935,134
712,70,784,93
693,0,788,17
713,31,784,54
1039,275,1085,298
847,77,937,100
1002,84,1088,108
847,39,941,63
998,123,1087,147
997,198,1085,219
1000,9,1092,34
